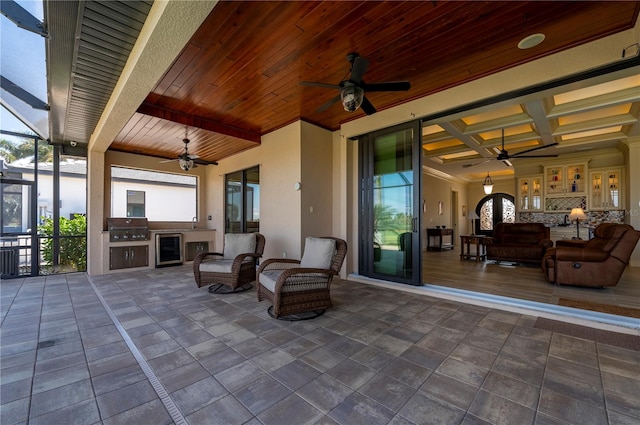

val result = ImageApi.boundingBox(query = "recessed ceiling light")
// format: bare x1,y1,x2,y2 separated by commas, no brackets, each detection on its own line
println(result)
518,33,545,49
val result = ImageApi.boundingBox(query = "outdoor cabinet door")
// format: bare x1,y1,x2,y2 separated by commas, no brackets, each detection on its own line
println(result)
129,245,149,268
110,245,149,269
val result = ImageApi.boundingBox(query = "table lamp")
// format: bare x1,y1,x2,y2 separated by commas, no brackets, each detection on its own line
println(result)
569,207,587,239
468,210,480,235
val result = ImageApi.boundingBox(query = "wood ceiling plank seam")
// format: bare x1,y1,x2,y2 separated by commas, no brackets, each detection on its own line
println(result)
152,45,203,95
260,1,382,78
163,2,283,91
117,114,156,144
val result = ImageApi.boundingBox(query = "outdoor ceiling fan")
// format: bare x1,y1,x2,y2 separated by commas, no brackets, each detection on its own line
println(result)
300,52,410,115
160,126,218,171
463,128,559,168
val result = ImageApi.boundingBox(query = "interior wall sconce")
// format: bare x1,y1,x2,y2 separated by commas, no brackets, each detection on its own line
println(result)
483,172,494,195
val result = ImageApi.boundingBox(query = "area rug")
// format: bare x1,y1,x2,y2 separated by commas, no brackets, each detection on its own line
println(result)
534,317,640,351
558,298,640,319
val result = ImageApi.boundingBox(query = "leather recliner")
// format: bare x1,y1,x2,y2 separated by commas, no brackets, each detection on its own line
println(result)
541,223,640,287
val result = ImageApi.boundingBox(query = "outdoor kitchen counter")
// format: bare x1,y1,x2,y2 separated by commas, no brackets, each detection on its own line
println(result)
100,229,216,275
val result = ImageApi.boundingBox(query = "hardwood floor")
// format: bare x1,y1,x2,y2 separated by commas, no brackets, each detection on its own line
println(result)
422,248,640,310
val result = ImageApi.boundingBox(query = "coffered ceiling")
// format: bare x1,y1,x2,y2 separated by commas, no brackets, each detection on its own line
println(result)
45,1,640,177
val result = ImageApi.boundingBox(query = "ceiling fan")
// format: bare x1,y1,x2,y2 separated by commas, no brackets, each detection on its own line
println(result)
463,128,559,168
160,126,218,171
300,52,410,115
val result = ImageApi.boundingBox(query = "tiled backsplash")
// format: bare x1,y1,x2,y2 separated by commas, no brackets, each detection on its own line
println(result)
519,210,625,227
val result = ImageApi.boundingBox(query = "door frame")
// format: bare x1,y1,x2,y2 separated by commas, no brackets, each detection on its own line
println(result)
358,120,423,286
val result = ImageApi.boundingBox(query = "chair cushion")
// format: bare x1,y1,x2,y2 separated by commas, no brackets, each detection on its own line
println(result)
199,259,234,273
223,233,256,260
300,237,335,269
259,270,329,293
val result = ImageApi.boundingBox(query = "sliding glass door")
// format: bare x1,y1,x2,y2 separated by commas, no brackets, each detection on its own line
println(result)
359,122,422,285
225,165,260,233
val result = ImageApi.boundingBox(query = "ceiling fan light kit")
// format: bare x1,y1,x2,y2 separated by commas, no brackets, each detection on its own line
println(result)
340,84,364,112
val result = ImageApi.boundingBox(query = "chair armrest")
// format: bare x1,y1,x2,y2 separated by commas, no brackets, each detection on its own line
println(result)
556,247,609,262
273,267,337,292
257,258,301,274
538,239,553,249
193,252,223,266
555,239,588,248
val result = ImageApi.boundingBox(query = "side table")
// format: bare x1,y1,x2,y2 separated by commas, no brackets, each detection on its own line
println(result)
460,235,486,261
427,228,454,251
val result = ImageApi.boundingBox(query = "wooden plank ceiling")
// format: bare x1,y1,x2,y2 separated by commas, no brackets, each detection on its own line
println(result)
110,1,640,165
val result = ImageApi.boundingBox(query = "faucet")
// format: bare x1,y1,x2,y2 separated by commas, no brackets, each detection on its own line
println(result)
563,214,569,226
192,216,197,229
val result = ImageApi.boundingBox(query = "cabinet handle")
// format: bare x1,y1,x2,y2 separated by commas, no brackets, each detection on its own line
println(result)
131,250,135,261
125,250,129,261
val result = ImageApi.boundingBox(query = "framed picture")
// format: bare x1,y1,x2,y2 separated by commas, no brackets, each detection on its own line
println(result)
438,201,443,215
462,205,467,217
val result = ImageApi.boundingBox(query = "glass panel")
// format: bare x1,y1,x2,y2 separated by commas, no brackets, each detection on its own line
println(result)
126,190,145,217
372,128,414,278
591,171,603,208
111,166,196,221
0,2,49,138
480,199,493,230
2,182,29,234
607,171,620,208
245,166,260,233
502,198,515,223
226,171,242,233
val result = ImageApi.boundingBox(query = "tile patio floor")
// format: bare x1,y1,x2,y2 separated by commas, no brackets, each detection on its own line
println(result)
1,266,639,425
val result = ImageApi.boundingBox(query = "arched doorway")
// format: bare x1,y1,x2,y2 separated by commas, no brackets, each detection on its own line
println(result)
473,193,515,236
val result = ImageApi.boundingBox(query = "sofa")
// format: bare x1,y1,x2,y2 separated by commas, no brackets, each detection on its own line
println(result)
484,222,553,265
541,223,640,287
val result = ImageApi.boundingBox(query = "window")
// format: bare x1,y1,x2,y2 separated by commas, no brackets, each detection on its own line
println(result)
225,166,259,233
111,167,196,221
126,190,145,217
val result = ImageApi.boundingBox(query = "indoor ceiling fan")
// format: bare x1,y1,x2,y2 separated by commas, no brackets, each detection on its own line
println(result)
160,126,218,171
463,128,559,168
300,52,410,115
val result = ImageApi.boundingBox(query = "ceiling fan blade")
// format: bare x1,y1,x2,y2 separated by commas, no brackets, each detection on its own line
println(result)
362,81,411,92
512,154,559,158
300,81,341,89
502,159,513,167
317,94,341,112
511,142,559,157
350,56,369,83
462,158,493,168
159,159,176,163
194,158,218,166
360,96,376,115
187,154,200,160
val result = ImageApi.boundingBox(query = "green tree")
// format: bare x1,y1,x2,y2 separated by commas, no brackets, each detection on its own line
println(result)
39,214,87,272
0,137,53,163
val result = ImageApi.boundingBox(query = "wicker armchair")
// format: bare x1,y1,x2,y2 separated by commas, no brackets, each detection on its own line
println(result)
257,236,347,320
193,233,265,293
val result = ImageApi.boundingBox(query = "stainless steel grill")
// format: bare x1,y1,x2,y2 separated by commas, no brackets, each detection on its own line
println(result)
107,218,150,242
